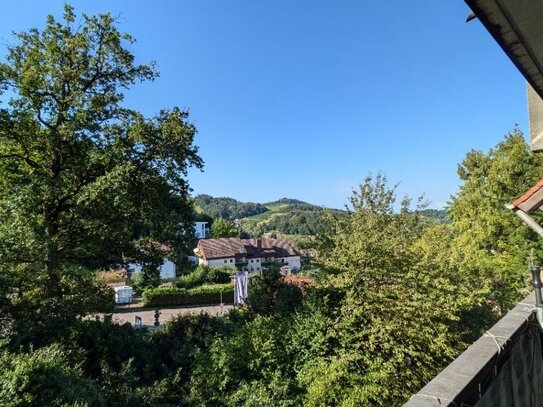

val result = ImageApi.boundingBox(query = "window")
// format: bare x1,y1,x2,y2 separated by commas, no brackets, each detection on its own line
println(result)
224,260,227,263
230,259,233,263
256,259,260,262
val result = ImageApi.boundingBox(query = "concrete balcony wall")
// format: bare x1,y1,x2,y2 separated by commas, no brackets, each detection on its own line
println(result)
404,292,543,407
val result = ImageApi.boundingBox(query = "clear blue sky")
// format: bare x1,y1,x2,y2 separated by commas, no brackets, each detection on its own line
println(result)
0,1,529,209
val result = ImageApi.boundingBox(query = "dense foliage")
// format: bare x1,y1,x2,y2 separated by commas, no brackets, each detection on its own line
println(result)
210,217,239,238
1,6,541,407
194,194,269,219
176,265,233,289
0,5,201,342
449,130,543,311
257,210,331,235
142,283,233,307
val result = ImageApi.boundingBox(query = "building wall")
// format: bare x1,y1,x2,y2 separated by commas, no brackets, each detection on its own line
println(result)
204,257,236,268
248,258,262,272
160,259,176,279
128,258,176,280
282,256,301,270
198,255,301,272
194,222,208,239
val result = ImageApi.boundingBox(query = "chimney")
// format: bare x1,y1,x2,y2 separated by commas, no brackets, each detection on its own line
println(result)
256,238,262,249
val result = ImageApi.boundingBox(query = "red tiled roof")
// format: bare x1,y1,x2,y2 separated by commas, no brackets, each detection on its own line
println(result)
513,178,543,207
196,237,300,260
197,238,247,260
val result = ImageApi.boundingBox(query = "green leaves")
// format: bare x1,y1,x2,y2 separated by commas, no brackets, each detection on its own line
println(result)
449,130,543,311
0,343,105,406
0,4,202,344
310,174,486,405
211,218,239,238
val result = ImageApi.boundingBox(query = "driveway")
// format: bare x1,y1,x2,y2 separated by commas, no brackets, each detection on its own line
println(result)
110,304,234,329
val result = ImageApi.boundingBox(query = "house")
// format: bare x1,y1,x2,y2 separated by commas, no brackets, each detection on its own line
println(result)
194,237,301,272
194,221,210,239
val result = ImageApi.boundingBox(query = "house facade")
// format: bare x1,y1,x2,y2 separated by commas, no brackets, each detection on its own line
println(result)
194,221,210,239
194,237,301,272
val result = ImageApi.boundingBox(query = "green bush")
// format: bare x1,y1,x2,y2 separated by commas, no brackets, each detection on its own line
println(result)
186,284,234,306
176,267,206,289
0,343,105,406
176,266,233,289
142,283,233,307
206,267,233,284
142,287,188,307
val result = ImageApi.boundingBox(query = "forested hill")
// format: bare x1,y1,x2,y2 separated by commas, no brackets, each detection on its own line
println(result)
193,195,340,236
193,194,270,219
194,195,448,236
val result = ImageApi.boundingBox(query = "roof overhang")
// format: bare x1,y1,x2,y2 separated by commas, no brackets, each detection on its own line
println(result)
465,0,543,100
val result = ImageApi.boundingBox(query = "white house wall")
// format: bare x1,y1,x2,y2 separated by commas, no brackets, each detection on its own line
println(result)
160,259,176,279
202,256,301,271
206,258,236,268
282,257,301,270
129,258,176,280
194,222,208,239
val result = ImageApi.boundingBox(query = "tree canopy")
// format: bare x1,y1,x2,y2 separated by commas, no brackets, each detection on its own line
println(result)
194,194,268,219
449,130,543,311
0,5,202,340
211,218,239,238
1,5,542,407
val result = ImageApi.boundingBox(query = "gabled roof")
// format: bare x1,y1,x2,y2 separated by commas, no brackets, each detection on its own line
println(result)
197,238,247,260
196,237,300,260
242,238,300,258
512,178,543,212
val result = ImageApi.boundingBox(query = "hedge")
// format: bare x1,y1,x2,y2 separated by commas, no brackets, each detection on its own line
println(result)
142,283,234,307
186,284,234,306
176,266,233,289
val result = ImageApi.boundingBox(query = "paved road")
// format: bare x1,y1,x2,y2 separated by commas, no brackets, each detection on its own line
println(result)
110,304,234,329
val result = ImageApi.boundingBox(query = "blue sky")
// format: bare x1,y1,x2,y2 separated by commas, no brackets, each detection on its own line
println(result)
0,1,529,209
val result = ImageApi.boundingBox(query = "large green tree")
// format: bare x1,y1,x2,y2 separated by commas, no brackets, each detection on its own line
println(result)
309,174,486,406
0,5,202,339
449,130,543,311
211,218,238,238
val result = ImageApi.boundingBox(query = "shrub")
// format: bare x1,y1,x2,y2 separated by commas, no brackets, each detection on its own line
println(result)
127,273,149,295
205,267,233,284
0,343,105,406
142,287,188,307
142,283,233,307
186,283,234,306
176,267,207,289
176,266,233,289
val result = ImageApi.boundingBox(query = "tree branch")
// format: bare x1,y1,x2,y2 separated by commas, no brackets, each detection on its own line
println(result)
0,153,40,169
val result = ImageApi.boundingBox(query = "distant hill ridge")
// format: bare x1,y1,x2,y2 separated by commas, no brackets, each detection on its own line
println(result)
193,194,341,236
193,194,269,220
193,194,447,236
264,198,312,206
